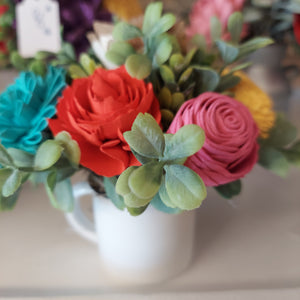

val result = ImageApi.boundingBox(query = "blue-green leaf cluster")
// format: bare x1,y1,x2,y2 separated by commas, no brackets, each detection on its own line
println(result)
0,131,80,211
115,113,207,215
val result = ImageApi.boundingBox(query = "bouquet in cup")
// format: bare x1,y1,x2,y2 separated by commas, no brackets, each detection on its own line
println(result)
0,2,299,216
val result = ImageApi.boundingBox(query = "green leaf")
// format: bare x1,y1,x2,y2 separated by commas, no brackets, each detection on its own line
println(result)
169,53,184,70
217,74,241,92
127,205,149,216
159,65,175,84
163,125,205,161
228,12,243,43
282,141,300,167
148,13,176,37
158,176,177,208
45,179,74,212
2,169,24,197
238,37,273,58
191,34,207,51
125,54,152,79
215,180,242,199
153,36,173,67
28,60,47,77
128,162,163,199
68,64,88,79
151,193,182,214
113,22,142,41
55,131,81,165
124,192,152,208
261,114,298,148
210,16,222,41
7,148,34,168
103,176,125,210
164,165,207,210
215,40,239,64
79,54,97,75
0,144,15,167
130,148,157,165
34,140,63,171
124,113,165,158
193,66,220,92
116,166,137,197
47,171,57,191
106,41,136,66
61,42,76,60
0,191,20,211
142,2,163,34
258,146,289,177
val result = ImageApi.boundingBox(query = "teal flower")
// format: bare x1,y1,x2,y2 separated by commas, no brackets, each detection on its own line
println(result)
0,66,66,153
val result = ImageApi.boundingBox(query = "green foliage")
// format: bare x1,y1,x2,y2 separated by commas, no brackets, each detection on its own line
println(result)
215,180,242,199
258,114,300,177
106,1,176,80
0,131,80,211
116,113,207,215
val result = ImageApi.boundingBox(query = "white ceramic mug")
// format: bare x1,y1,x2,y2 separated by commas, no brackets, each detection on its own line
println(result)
65,182,197,285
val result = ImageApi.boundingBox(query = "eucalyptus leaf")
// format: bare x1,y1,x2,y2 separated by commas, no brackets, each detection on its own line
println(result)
68,64,87,79
47,171,57,191
151,193,182,214
158,177,177,208
215,180,242,199
124,192,152,208
142,2,163,34
125,54,152,79
106,41,136,66
79,54,97,75
160,65,175,84
128,162,163,200
148,13,176,38
216,74,241,92
153,36,173,67
113,22,142,41
124,113,165,158
0,143,15,167
116,166,137,197
45,179,74,212
0,191,20,211
34,140,63,171
282,141,300,166
228,12,243,43
210,16,222,41
215,40,239,64
2,169,24,197
163,125,205,161
261,114,297,148
258,146,289,177
164,165,207,210
127,205,149,216
55,131,81,165
193,66,220,92
103,176,125,210
238,37,273,58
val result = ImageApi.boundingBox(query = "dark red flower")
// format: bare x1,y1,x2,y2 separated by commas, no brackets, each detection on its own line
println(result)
293,14,300,44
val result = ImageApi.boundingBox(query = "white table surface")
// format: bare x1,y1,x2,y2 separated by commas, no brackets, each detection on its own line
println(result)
0,70,300,299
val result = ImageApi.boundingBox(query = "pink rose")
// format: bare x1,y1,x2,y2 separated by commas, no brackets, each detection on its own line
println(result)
186,0,247,44
168,92,259,186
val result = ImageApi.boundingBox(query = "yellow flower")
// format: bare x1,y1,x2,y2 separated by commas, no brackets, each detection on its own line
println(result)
229,71,276,139
102,0,143,21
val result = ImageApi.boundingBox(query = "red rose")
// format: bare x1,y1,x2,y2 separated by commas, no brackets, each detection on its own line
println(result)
49,66,161,177
0,5,9,16
293,14,300,44
168,92,259,186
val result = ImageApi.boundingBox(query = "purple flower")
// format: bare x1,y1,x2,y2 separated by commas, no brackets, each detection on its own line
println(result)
14,0,112,55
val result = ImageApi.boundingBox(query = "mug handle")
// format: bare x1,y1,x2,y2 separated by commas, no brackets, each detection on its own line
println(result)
65,182,97,244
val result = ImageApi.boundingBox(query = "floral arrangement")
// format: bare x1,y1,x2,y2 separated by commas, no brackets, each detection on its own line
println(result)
0,1,300,215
